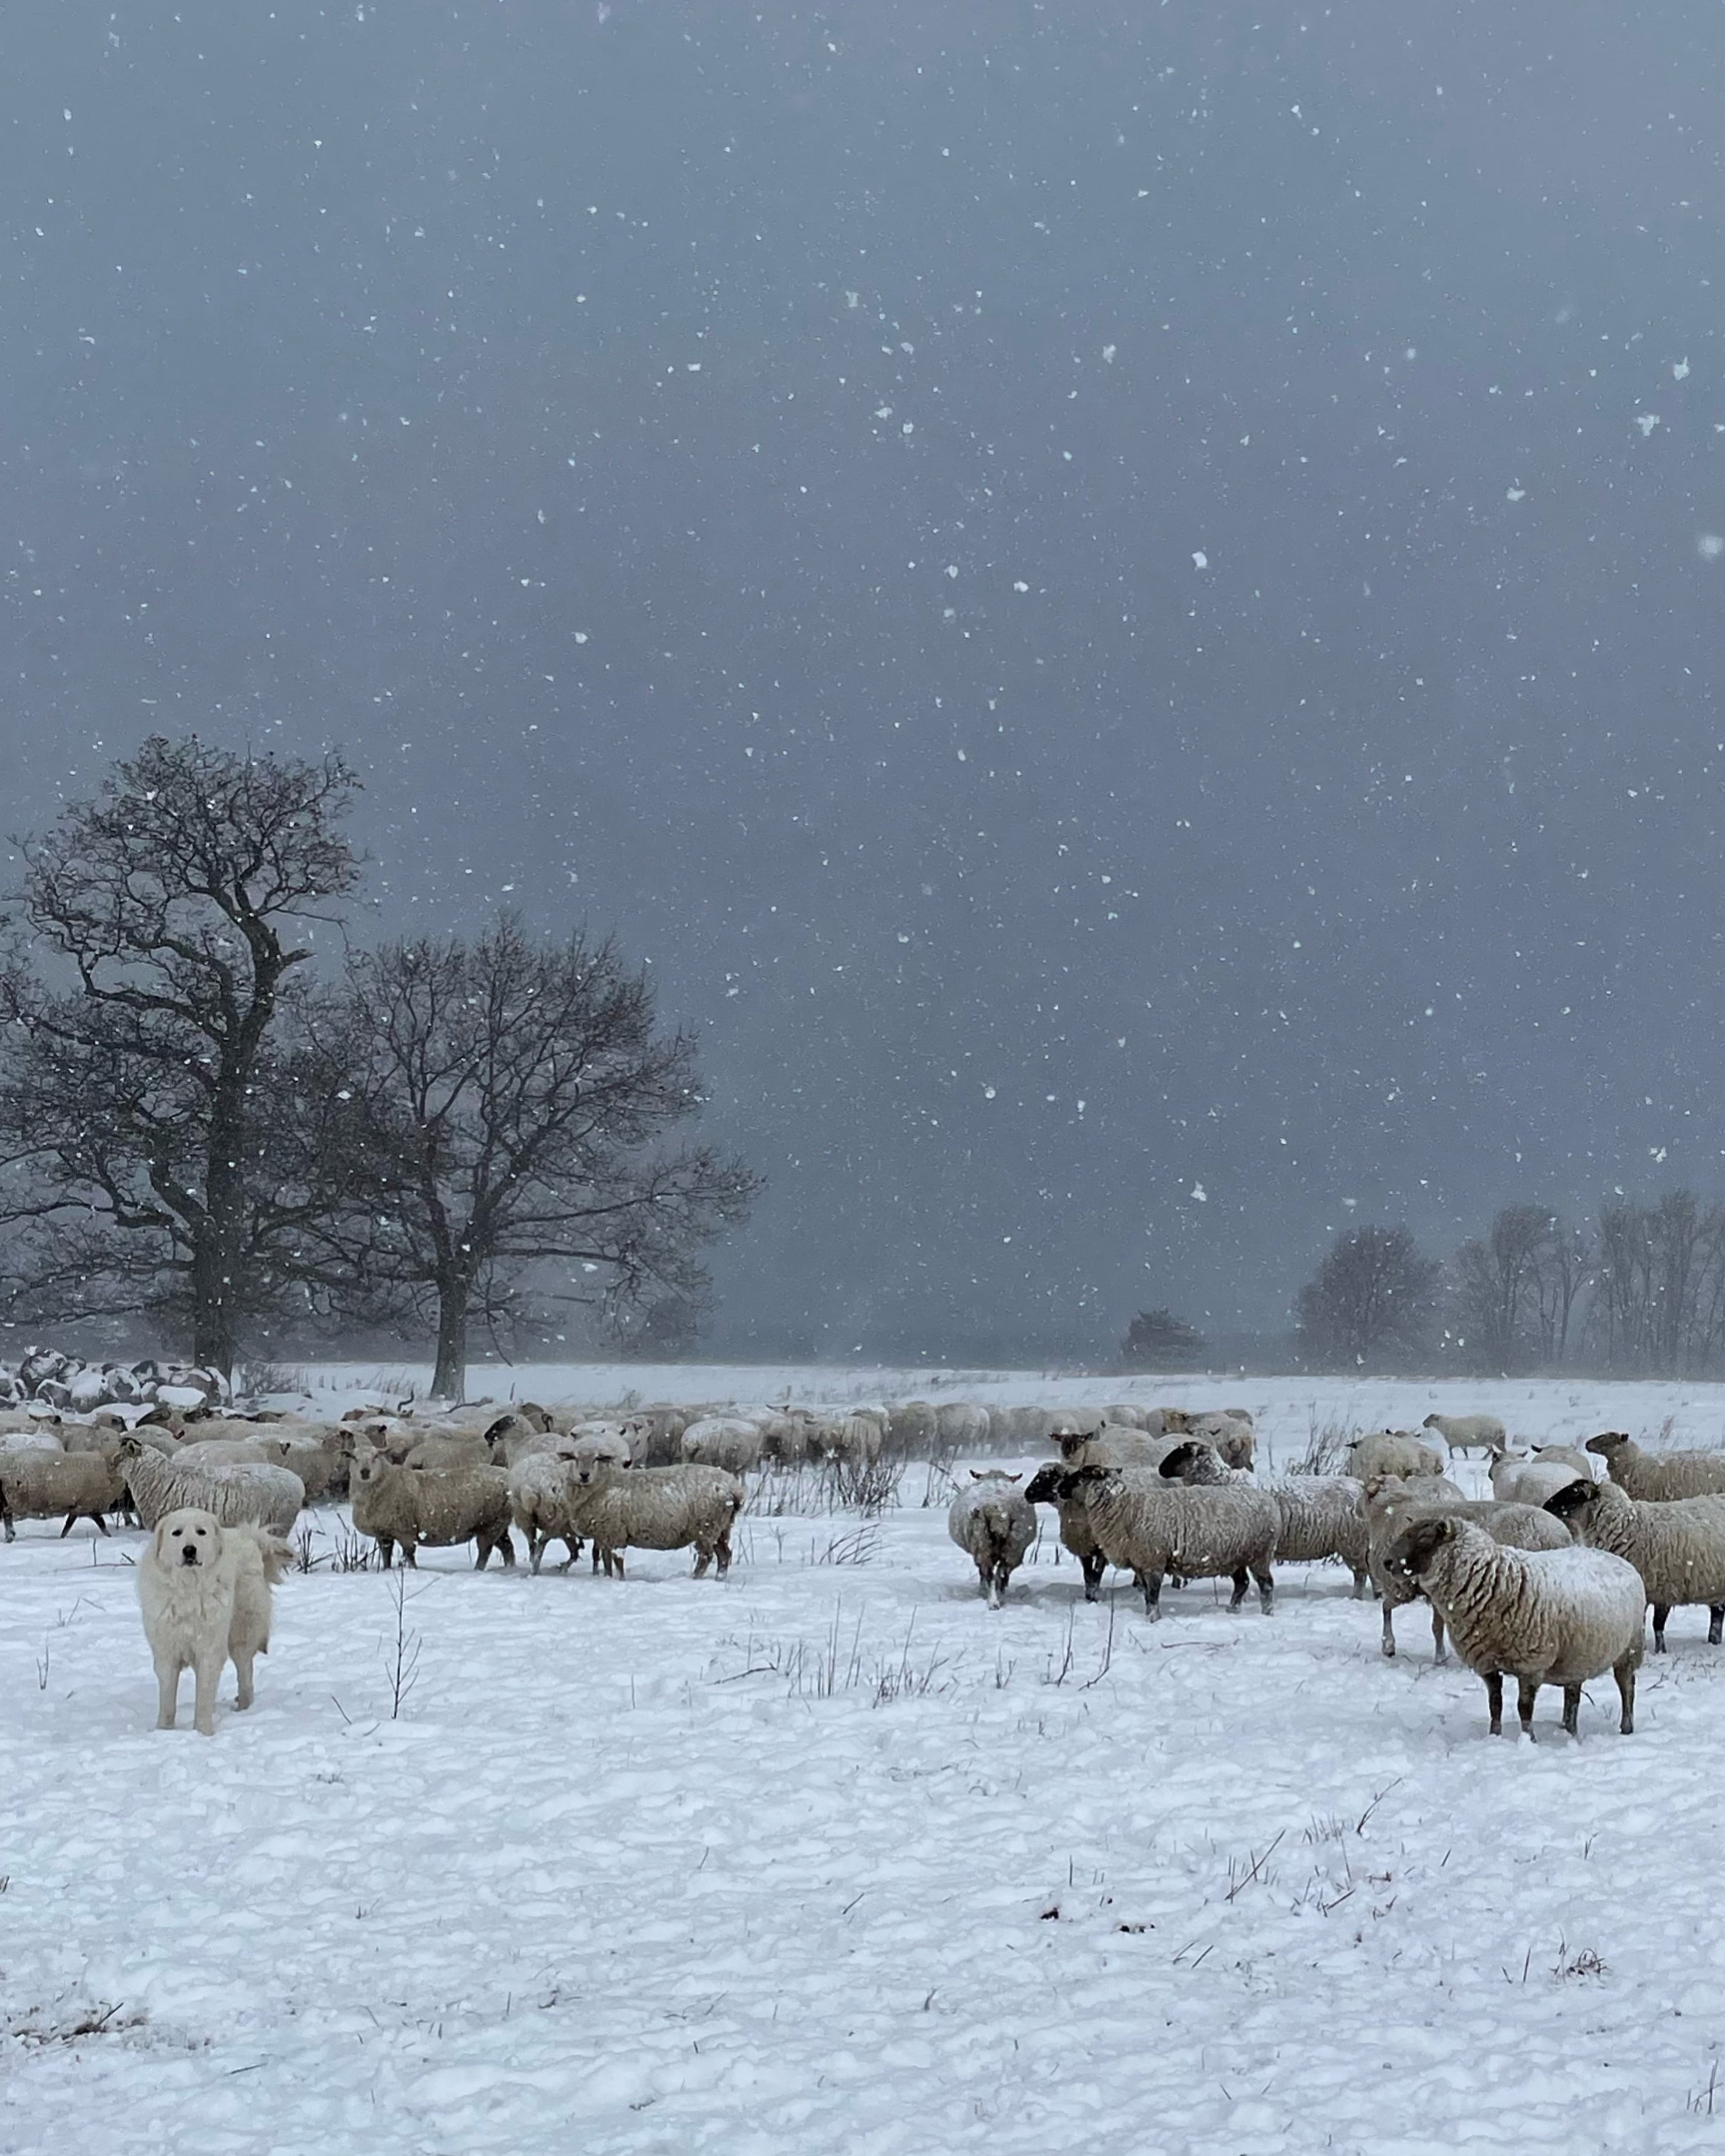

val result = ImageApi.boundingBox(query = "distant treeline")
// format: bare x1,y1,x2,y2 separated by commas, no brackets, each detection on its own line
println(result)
1127,1197,1725,1379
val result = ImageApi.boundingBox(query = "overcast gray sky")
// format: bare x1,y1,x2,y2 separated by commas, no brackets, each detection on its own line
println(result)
5,2,1724,1360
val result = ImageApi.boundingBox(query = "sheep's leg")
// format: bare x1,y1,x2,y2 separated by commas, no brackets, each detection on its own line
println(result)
715,1530,733,1580
1615,1657,1637,1734
1380,1600,1398,1659
560,1537,581,1572
1136,1569,1163,1619
92,1510,110,1537
402,1540,418,1569
1431,1607,1447,1664
1228,1568,1249,1611
1485,1671,1504,1734
155,1655,182,1731
376,1537,395,1570
694,1545,714,1579
1080,1550,1106,1603
1,1504,13,1544
473,1535,489,1570
1711,1605,1724,1647
1517,1676,1540,1740
528,1529,546,1575
609,1547,625,1580
1651,1603,1670,1653
1253,1562,1274,1615
993,1559,1013,1607
1351,1569,1370,1600
191,1651,223,1737
1561,1683,1582,1737
496,1527,515,1568
59,1510,78,1538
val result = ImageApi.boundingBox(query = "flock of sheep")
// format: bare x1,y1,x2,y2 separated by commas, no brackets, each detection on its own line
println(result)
4,1355,1725,1740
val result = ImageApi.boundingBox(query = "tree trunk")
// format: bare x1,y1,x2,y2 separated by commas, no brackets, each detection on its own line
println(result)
192,1077,252,1379
431,1285,468,1400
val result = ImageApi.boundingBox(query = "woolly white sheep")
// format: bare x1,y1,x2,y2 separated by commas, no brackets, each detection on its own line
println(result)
350,1455,515,1570
1160,1441,1371,1596
1422,1412,1508,1456
1345,1431,1447,1482
1586,1432,1725,1502
1363,1474,1568,1660
1383,1514,1643,1737
1056,1464,1278,1619
1546,1476,1725,1652
936,1401,990,1450
118,1436,303,1537
947,1471,1036,1607
561,1458,744,1580
0,1449,123,1541
508,1454,584,1575
679,1417,763,1477
1488,1452,1586,1510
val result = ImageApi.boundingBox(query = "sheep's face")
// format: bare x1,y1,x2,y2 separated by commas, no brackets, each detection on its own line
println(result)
353,1457,389,1492
1022,1466,1064,1506
1382,1517,1456,1581
1585,1433,1627,1460
156,1509,222,1571
1542,1480,1598,1526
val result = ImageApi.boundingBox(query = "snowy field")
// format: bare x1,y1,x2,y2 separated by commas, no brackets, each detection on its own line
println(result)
6,1371,1725,2153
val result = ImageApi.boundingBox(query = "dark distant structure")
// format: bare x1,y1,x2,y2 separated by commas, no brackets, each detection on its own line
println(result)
1295,1226,1439,1372
1119,1308,1207,1373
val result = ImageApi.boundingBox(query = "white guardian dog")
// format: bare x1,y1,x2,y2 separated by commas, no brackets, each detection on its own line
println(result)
138,1507,291,1735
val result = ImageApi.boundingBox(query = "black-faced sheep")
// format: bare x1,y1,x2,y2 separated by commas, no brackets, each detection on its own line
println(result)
1383,1514,1643,1738
1546,1476,1725,1652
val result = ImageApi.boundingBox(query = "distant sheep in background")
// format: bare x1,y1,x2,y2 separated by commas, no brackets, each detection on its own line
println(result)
1489,1451,1589,1510
1422,1412,1507,1457
1345,1431,1446,1483
680,1417,763,1477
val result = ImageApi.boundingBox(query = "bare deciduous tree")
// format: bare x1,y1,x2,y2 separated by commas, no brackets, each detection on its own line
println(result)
0,737,359,1373
1294,1223,1439,1371
308,913,759,1399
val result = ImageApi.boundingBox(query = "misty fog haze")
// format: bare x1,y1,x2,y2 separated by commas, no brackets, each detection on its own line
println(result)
6,2,1723,1362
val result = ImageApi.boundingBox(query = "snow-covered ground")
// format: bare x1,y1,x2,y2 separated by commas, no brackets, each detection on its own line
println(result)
6,1372,1725,2153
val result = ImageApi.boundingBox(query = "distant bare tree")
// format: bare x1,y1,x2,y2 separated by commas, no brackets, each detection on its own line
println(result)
1449,1205,1598,1371
1118,1307,1206,1372
1590,1189,1725,1372
1295,1224,1439,1371
0,737,359,1373
309,913,759,1399
1528,1216,1593,1364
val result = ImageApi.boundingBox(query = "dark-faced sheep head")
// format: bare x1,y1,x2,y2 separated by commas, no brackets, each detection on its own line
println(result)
1542,1478,1600,1526
1585,1433,1629,1460
1382,1515,1458,1582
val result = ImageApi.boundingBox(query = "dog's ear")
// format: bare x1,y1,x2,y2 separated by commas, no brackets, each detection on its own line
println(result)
152,1518,171,1564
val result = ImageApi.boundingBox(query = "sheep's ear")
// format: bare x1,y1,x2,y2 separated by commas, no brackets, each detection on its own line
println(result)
970,1469,985,1480
1006,1473,1022,1482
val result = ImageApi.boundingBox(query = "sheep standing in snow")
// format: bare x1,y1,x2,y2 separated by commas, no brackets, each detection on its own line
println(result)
561,1458,743,1581
820,1414,884,1468
936,1401,990,1451
1160,1442,1371,1596
0,1449,123,1541
1586,1433,1725,1502
1055,1464,1278,1619
1530,1444,1597,1481
507,1454,584,1575
889,1400,940,1453
1364,1474,1569,1660
1488,1450,1589,1510
1422,1412,1507,1457
1345,1431,1447,1483
1382,1514,1643,1737
679,1417,763,1477
1545,1476,1725,1652
947,1472,1036,1608
118,1434,303,1537
349,1456,515,1570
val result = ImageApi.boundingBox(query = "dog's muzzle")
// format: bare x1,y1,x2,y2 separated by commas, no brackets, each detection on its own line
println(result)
179,1545,200,1567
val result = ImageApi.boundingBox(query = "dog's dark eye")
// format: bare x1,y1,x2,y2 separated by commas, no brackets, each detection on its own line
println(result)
196,1526,207,1536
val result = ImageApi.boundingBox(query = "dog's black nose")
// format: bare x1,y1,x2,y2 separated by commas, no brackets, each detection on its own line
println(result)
180,1545,199,1565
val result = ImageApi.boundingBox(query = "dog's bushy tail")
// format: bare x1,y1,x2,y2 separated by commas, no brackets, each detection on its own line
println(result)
233,1523,295,1583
